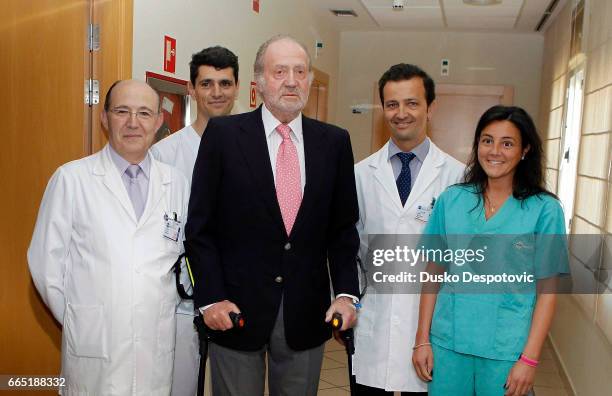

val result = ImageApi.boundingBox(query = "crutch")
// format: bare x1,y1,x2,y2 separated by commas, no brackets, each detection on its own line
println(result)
174,254,245,396
193,309,245,396
331,313,356,396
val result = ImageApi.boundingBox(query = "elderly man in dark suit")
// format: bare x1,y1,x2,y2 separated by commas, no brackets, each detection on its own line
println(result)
185,34,360,395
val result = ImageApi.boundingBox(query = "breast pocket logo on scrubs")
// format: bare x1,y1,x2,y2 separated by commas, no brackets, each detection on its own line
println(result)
512,240,533,250
163,211,181,242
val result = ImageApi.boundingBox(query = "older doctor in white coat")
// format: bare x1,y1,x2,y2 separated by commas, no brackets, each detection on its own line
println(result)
28,80,189,395
352,64,464,395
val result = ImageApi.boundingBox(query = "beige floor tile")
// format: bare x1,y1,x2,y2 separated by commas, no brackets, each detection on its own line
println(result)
322,356,346,370
320,367,350,387
325,339,345,352
325,350,349,365
319,379,337,390
317,387,350,395
533,386,569,396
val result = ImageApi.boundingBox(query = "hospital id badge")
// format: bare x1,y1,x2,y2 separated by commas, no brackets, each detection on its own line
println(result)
415,205,432,223
163,212,181,242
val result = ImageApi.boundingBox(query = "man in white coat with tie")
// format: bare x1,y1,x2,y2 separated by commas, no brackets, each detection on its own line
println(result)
352,64,464,395
28,79,189,395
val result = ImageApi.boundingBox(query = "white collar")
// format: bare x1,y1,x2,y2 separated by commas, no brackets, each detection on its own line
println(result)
261,103,303,143
108,143,151,179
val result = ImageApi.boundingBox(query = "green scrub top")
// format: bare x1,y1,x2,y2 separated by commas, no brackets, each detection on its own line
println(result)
422,184,569,361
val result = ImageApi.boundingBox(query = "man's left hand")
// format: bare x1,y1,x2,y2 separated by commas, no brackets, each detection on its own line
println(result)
324,296,357,331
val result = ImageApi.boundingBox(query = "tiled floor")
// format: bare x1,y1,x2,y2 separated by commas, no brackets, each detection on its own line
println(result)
315,338,572,396
206,338,572,395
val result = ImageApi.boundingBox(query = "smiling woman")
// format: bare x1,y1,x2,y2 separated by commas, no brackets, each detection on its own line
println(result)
465,105,550,206
413,105,569,396
477,120,529,216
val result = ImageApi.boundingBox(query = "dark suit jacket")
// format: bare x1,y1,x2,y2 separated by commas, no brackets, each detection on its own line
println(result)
185,106,360,351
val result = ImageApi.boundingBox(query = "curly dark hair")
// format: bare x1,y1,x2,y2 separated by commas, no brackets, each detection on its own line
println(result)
461,105,557,204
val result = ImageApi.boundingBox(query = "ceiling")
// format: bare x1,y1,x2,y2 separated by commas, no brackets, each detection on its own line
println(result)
310,0,567,33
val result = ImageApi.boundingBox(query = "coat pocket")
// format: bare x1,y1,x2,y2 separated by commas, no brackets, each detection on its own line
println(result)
156,302,177,355
354,293,376,337
64,303,108,359
431,292,454,343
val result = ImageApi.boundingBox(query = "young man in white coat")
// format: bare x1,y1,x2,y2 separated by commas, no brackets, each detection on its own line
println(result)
150,45,239,396
28,80,189,395
352,64,464,395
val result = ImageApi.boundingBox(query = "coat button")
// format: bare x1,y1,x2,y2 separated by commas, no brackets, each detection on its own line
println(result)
284,242,291,251
275,276,283,283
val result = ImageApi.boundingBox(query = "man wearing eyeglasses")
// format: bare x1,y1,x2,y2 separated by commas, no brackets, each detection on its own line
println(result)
150,46,239,396
28,79,190,395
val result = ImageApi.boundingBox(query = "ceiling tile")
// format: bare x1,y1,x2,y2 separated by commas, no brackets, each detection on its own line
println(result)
306,0,563,33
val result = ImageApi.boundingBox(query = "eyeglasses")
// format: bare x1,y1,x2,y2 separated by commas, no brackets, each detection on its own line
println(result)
109,108,158,121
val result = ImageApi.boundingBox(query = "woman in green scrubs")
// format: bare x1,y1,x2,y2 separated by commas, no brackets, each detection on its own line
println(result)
412,106,569,396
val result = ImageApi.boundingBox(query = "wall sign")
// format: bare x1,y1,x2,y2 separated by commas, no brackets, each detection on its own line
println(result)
250,81,257,108
164,35,176,73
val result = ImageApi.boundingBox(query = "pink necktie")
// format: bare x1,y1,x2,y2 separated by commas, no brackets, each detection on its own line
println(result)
275,124,302,235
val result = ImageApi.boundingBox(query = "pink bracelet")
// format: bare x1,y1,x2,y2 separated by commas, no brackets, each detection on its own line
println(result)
519,354,539,367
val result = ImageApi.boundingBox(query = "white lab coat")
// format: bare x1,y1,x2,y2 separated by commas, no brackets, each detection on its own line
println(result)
150,124,199,316
28,144,189,396
352,140,464,392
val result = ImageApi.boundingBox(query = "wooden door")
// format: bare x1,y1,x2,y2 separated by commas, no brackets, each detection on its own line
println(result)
0,0,132,387
91,0,134,152
303,67,329,122
371,83,513,163
429,84,513,163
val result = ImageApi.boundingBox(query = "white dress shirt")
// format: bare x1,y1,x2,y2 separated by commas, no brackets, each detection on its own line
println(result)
262,103,306,192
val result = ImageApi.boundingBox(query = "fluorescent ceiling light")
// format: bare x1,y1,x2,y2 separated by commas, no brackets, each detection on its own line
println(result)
330,9,358,17
463,0,502,5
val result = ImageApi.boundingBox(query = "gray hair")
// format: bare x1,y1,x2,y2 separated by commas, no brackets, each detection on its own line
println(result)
253,34,312,79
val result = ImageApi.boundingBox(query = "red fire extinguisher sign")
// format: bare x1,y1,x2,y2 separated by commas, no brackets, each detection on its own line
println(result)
164,35,176,73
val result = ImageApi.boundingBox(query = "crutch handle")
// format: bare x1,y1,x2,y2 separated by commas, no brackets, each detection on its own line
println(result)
229,311,245,329
331,312,343,330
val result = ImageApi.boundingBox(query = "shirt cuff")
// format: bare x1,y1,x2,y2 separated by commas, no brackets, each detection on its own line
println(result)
336,293,359,303
198,303,217,315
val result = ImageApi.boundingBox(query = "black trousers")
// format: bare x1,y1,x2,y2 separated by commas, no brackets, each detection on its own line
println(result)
355,382,427,396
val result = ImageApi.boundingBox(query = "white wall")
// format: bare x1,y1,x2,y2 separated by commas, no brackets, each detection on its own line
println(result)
132,0,341,121
337,31,545,161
